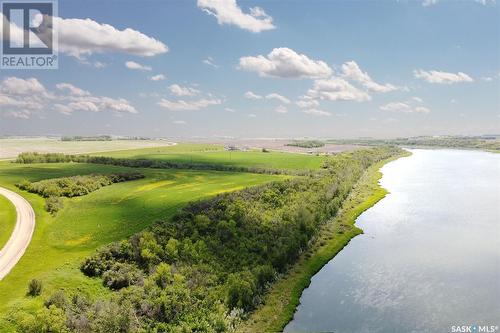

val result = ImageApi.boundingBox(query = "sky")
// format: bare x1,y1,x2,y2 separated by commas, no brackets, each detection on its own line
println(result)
0,0,499,139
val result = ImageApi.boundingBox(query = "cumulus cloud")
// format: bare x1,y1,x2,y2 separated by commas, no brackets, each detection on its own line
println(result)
244,91,262,99
379,102,430,113
150,74,166,81
203,56,219,68
125,61,152,71
239,47,332,79
307,77,371,102
169,84,200,97
274,105,288,114
157,98,222,111
197,0,275,33
266,93,290,104
302,109,331,116
56,17,168,58
0,77,136,119
56,83,90,96
296,96,320,109
0,14,168,59
414,69,474,84
341,61,399,93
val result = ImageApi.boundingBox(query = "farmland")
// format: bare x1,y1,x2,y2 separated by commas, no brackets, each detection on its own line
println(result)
0,159,284,331
93,143,327,171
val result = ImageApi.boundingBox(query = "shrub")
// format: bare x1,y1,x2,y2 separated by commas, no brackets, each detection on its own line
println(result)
45,196,63,215
27,278,42,297
44,290,68,309
102,263,142,290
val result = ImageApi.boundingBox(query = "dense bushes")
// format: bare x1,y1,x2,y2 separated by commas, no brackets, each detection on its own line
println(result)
16,172,144,198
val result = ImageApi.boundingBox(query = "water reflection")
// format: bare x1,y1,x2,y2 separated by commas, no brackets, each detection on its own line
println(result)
284,149,500,333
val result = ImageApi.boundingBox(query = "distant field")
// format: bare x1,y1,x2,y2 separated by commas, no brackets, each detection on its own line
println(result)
0,138,174,159
95,143,327,170
0,194,16,250
0,161,283,328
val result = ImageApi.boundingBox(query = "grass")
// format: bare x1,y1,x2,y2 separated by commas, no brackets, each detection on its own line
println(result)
0,161,284,331
0,138,173,159
93,143,327,171
238,151,411,333
0,193,16,250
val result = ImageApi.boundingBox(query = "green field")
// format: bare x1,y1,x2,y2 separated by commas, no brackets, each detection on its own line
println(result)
0,160,283,330
94,143,327,170
0,193,16,250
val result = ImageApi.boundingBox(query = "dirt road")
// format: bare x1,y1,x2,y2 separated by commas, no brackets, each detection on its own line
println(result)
0,187,35,280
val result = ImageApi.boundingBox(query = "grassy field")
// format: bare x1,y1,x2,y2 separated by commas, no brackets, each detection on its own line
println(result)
93,143,327,170
238,152,410,332
0,193,16,250
0,160,283,331
0,138,174,159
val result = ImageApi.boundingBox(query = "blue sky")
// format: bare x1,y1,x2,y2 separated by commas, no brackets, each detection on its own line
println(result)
0,0,498,138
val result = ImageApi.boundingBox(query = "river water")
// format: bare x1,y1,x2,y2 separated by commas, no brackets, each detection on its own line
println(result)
284,149,500,333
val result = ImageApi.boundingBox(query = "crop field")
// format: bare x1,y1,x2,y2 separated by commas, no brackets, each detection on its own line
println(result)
94,143,327,170
0,138,174,159
0,160,284,329
0,194,16,250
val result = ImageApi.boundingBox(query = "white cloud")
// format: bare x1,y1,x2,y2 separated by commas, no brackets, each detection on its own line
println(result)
56,83,90,96
481,76,493,82
158,98,222,111
274,105,288,114
302,109,331,116
0,77,137,118
203,56,219,68
296,96,320,109
244,91,262,99
54,17,168,58
173,120,187,125
239,47,332,79
225,107,236,112
414,69,474,84
150,74,166,81
266,93,290,104
248,113,257,118
412,96,424,103
125,61,152,71
197,0,275,33
169,84,200,97
308,77,371,102
379,102,430,113
341,61,399,93
422,0,438,6
1,14,168,59
0,77,47,95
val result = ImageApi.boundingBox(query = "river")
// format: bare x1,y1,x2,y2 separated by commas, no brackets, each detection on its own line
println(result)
284,149,500,333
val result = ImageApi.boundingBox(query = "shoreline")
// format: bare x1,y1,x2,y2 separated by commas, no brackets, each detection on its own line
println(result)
238,151,411,333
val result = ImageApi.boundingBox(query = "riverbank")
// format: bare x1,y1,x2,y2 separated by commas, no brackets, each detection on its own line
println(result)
238,150,411,333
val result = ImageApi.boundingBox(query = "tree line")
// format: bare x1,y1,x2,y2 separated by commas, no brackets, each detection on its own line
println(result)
15,152,318,176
